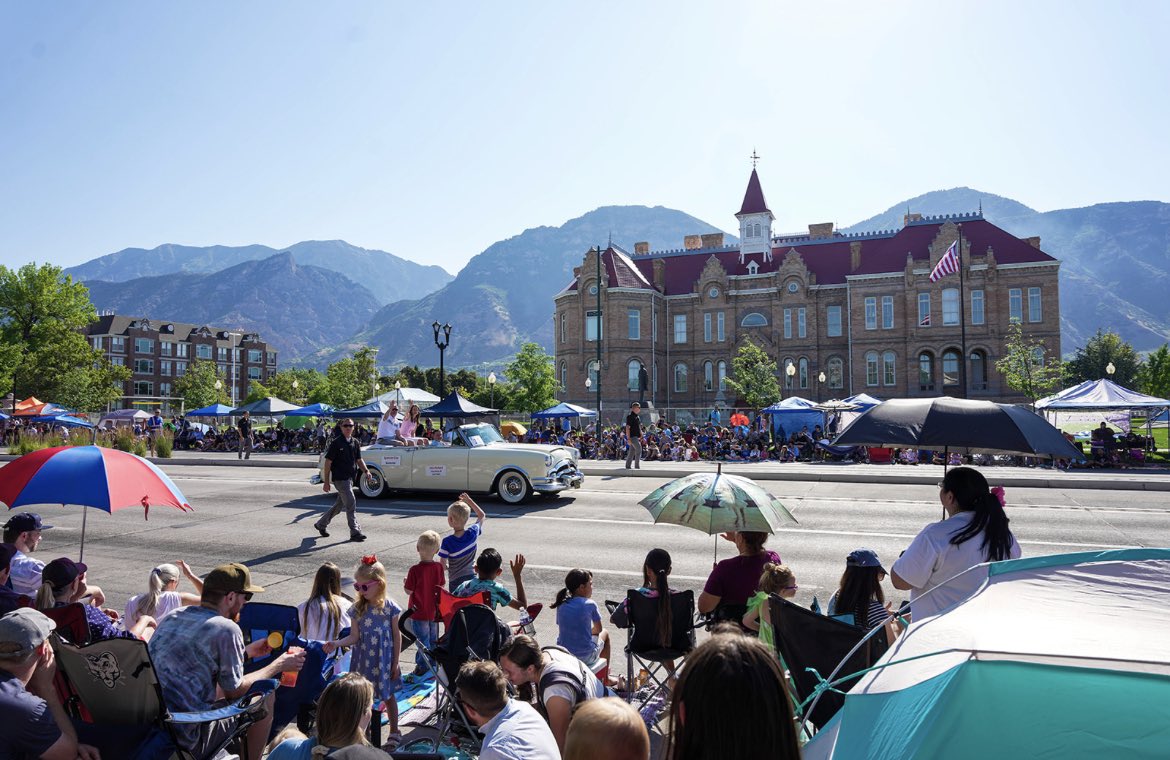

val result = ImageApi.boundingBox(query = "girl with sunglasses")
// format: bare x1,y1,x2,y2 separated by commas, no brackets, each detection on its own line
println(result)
323,555,403,750
741,562,797,648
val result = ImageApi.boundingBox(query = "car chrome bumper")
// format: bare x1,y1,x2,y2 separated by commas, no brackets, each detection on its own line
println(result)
533,469,585,493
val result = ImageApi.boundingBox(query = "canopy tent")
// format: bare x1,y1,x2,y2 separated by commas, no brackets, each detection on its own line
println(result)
13,397,44,414
14,402,70,418
369,387,440,407
333,400,388,419
0,411,7,420
418,392,497,418
1036,378,1170,411
760,396,822,438
831,393,884,433
530,402,597,419
804,548,1170,760
23,414,95,428
231,397,300,416
284,402,336,418
186,403,237,418
98,409,150,427
842,393,883,409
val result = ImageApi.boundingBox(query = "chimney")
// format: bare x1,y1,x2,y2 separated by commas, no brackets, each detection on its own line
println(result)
850,241,863,272
808,222,834,239
652,259,665,291
634,241,650,256
573,266,581,279
903,213,923,227
1025,236,1041,249
701,232,724,249
684,234,703,251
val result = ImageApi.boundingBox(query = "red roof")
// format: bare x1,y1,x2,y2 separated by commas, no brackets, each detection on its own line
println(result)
737,169,771,216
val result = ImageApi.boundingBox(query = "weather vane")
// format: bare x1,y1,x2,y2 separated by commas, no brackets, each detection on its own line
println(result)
750,149,760,168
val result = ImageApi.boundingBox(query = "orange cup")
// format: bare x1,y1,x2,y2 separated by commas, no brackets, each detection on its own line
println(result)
280,646,304,687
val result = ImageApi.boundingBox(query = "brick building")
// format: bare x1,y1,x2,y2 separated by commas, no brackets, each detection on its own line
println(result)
86,314,278,413
553,166,1061,420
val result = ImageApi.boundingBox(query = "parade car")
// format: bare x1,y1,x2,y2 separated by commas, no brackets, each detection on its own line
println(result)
310,423,584,504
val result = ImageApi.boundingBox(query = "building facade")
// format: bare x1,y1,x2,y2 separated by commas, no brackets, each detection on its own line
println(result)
86,315,278,413
553,167,1061,420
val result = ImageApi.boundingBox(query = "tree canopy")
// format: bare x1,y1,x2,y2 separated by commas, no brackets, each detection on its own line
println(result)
174,360,229,410
724,340,780,409
1064,329,1143,388
1137,344,1170,400
502,342,558,412
995,323,1065,404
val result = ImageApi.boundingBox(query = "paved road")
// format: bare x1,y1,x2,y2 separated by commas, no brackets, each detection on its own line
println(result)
17,464,1170,677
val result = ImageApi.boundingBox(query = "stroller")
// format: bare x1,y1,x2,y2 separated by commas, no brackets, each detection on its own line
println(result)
396,602,512,756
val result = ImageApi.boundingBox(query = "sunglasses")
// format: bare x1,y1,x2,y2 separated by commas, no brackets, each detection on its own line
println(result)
233,591,254,601
341,424,355,428
783,585,798,591
353,581,379,592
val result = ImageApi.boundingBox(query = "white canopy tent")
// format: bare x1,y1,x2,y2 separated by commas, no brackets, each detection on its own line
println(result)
369,387,440,408
1036,378,1170,441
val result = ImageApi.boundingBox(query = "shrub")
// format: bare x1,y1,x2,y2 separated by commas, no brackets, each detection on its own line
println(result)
155,431,173,458
132,438,148,458
111,427,136,452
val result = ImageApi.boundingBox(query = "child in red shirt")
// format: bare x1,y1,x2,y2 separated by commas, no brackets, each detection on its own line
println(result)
404,529,445,676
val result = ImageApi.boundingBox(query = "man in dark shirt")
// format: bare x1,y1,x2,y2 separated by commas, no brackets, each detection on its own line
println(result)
624,402,642,470
314,419,371,541
237,411,253,460
0,544,24,614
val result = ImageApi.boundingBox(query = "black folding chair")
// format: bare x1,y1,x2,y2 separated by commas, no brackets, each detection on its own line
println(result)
622,590,697,712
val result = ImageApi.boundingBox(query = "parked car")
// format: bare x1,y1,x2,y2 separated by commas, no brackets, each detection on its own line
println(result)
310,422,584,504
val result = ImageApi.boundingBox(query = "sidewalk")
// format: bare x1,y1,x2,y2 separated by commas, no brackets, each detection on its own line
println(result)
5,448,1161,491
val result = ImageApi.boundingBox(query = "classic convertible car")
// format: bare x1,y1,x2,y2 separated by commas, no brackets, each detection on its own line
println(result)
310,423,584,504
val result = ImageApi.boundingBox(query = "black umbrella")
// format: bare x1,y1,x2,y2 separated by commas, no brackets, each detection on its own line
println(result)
831,397,1082,460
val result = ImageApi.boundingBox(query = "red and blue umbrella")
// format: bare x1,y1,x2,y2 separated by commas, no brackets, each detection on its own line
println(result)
0,445,192,561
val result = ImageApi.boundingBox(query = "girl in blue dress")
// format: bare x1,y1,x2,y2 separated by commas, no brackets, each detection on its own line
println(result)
324,555,403,749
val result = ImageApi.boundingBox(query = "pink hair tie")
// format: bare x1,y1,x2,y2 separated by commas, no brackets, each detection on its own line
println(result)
990,486,1006,509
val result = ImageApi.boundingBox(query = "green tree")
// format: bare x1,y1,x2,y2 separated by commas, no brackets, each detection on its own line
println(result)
1137,344,1170,399
503,343,558,412
0,262,126,411
995,323,1065,404
724,340,780,409
258,368,326,406
313,347,380,408
174,360,229,410
1064,329,1143,387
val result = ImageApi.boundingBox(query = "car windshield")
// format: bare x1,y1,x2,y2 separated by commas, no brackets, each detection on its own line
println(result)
460,424,505,447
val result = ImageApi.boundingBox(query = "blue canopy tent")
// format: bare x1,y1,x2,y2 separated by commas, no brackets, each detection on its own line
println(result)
285,403,335,417
843,393,883,409
0,411,8,420
530,402,597,419
186,403,236,418
231,397,300,416
24,413,95,428
761,396,822,439
332,400,388,419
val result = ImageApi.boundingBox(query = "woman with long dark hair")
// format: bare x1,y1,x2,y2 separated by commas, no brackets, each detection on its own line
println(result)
827,549,899,647
892,466,1021,620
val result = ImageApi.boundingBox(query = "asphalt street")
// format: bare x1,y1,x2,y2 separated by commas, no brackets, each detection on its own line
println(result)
15,463,1170,678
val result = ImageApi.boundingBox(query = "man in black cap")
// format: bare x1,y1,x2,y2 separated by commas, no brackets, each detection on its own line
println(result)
0,607,100,759
0,544,23,615
149,561,304,760
3,513,52,597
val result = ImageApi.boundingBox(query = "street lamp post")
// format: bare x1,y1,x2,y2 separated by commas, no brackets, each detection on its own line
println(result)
594,246,603,420
432,322,452,398
394,380,401,408
784,361,796,399
1106,361,1116,379
585,376,593,430
488,372,497,409
291,378,299,405
818,371,826,402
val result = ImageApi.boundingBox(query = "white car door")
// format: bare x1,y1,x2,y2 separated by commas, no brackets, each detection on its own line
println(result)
410,445,470,491
369,446,415,489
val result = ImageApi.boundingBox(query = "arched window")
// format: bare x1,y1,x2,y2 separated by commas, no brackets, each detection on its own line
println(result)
865,351,879,386
717,360,727,391
587,360,599,390
919,351,934,390
827,357,844,389
628,359,643,391
942,288,960,325
754,223,761,237
798,357,809,389
559,313,566,343
674,363,688,393
970,350,987,391
882,350,896,386
783,357,795,389
942,349,960,387
560,361,567,391
703,361,714,391
741,312,768,327
1031,347,1046,367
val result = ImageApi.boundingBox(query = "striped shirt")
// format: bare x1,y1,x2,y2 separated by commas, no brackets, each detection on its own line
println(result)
439,523,482,584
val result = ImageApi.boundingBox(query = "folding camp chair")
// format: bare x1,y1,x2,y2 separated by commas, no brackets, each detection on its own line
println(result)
768,594,889,730
238,602,339,737
50,632,276,760
622,590,697,712
41,602,91,645
436,587,490,630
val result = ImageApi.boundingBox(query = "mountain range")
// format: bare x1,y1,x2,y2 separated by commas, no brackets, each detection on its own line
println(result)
67,190,1170,368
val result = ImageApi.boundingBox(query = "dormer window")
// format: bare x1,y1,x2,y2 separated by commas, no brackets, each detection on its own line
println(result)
746,261,759,275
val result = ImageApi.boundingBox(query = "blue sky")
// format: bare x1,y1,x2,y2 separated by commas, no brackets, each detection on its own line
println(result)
1,1,1167,275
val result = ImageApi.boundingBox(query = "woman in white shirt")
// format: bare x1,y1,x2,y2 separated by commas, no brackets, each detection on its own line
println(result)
297,562,353,642
124,561,203,627
891,467,1021,621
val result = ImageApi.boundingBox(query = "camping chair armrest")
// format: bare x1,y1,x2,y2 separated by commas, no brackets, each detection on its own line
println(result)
398,606,418,649
604,599,620,614
169,679,277,724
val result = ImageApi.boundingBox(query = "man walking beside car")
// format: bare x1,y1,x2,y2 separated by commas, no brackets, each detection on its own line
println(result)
315,418,370,542
625,402,642,470
237,411,253,460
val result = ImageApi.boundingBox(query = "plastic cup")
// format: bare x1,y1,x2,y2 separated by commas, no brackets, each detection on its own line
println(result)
280,646,304,688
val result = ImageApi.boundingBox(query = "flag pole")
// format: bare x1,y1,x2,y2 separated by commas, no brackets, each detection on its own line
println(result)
958,224,968,398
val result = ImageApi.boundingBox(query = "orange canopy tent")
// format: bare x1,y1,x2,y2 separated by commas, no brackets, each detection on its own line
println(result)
13,397,47,416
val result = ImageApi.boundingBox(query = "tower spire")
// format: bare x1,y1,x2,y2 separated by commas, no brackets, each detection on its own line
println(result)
750,148,760,168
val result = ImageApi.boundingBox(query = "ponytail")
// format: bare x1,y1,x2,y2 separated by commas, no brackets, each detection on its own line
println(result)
551,568,591,609
137,564,179,620
945,467,1015,561
35,580,57,611
643,548,673,648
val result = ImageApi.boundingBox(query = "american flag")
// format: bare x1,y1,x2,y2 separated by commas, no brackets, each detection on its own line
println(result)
929,241,960,282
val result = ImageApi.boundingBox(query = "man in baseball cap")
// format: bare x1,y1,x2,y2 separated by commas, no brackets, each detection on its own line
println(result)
0,607,100,759
150,561,299,759
3,513,52,597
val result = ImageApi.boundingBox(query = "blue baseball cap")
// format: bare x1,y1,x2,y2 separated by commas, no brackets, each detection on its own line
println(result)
3,513,52,533
847,548,887,574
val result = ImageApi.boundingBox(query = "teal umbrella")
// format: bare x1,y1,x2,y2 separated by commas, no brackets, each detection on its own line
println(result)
638,464,798,561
